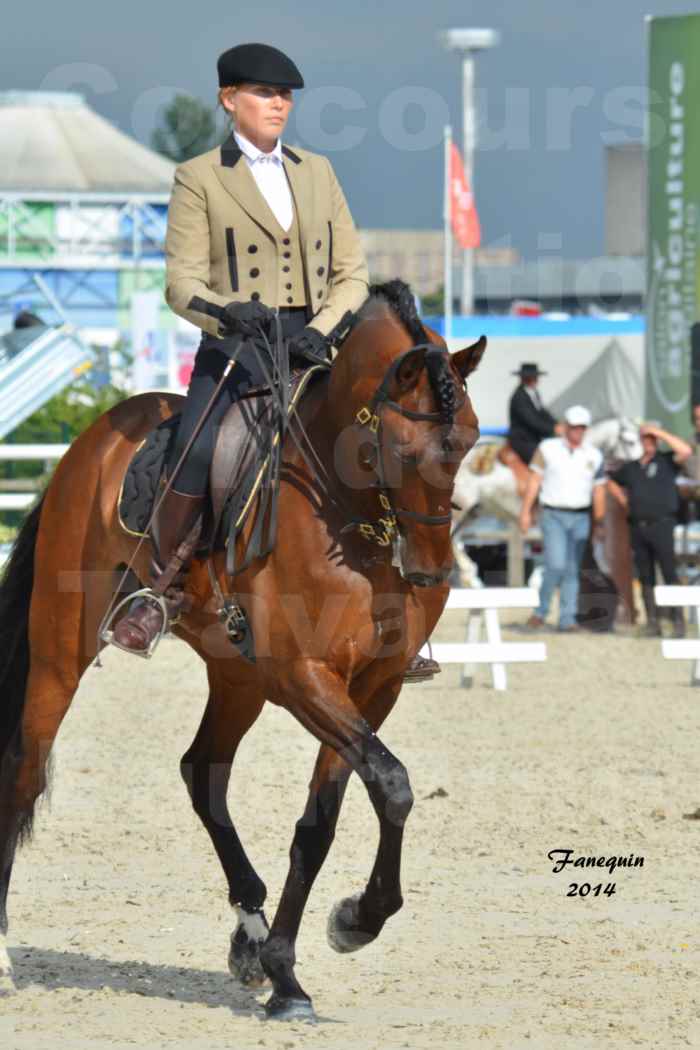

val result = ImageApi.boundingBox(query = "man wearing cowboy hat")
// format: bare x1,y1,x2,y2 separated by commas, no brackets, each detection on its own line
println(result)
508,362,562,465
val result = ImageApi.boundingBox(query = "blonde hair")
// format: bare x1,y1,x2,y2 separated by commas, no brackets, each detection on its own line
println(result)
217,86,237,125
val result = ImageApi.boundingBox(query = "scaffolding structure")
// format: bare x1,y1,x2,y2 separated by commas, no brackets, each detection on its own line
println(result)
0,192,171,334
0,91,175,332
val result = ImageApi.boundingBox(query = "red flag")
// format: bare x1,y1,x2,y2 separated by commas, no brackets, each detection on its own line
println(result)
449,143,481,249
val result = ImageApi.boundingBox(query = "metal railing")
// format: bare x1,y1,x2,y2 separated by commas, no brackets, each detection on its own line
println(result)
0,444,67,510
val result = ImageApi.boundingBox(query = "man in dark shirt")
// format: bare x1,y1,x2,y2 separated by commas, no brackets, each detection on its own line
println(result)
608,423,692,636
508,363,561,465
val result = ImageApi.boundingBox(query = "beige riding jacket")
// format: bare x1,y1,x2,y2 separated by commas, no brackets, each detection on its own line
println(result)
164,132,369,339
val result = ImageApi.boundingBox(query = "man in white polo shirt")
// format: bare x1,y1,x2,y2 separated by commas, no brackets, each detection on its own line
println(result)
518,405,606,632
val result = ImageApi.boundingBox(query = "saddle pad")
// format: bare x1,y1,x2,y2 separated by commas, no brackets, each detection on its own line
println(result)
117,412,245,550
118,415,180,538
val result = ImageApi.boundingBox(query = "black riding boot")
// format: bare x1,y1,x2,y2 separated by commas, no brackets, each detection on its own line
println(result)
640,584,662,637
111,487,204,655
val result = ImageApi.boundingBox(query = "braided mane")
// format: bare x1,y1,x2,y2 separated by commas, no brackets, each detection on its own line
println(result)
365,279,457,425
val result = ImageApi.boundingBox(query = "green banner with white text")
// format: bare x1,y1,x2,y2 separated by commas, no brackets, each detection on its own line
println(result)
647,14,700,435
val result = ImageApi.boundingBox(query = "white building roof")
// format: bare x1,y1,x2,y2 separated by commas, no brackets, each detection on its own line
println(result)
0,91,175,194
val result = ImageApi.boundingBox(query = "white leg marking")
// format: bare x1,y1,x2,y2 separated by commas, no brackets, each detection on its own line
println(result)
228,906,270,987
233,905,269,944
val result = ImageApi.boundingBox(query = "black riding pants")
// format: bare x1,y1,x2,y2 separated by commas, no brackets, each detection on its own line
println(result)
167,309,308,496
629,517,678,587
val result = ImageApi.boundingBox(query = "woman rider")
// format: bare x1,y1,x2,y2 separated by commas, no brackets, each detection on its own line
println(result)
114,42,369,654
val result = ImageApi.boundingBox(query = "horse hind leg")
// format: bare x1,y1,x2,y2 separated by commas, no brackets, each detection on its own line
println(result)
0,659,80,995
1,565,116,991
0,501,102,994
261,744,352,1021
0,500,53,994
179,662,267,987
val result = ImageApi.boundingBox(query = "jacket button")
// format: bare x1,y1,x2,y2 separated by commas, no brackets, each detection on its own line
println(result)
283,238,291,246
286,296,293,304
315,239,322,249
283,251,291,258
250,267,260,278
248,245,258,253
285,283,292,290
317,266,325,276
317,290,323,298
282,265,290,273
251,291,260,301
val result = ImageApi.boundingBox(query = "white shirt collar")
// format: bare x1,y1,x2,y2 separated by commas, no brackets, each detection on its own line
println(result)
233,128,283,165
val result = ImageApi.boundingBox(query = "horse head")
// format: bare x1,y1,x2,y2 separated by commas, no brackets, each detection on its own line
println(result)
328,287,486,586
588,415,642,464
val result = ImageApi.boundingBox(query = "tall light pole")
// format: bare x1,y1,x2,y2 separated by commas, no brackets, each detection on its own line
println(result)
438,27,499,315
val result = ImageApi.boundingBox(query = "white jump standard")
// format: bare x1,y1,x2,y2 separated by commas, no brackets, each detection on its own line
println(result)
420,587,547,691
655,585,700,685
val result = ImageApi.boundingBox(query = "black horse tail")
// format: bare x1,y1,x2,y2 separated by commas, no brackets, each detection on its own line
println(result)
0,497,44,768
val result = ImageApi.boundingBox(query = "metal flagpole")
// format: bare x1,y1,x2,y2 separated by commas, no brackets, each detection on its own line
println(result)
443,125,453,343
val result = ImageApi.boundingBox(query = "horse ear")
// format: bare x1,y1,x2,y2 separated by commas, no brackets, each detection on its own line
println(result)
392,346,427,395
452,335,487,379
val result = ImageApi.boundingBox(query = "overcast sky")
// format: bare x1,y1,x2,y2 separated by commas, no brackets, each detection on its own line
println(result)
2,0,695,258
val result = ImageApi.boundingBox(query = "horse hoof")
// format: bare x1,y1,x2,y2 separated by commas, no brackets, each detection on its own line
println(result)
327,894,375,954
228,908,270,988
264,993,316,1023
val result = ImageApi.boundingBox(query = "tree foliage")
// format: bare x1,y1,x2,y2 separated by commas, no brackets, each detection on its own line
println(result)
6,378,129,454
151,94,222,162
421,285,445,315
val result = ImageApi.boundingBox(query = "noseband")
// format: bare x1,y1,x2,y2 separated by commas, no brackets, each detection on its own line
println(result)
343,345,466,547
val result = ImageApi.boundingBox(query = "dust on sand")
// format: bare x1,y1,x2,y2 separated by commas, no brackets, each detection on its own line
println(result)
2,609,699,1049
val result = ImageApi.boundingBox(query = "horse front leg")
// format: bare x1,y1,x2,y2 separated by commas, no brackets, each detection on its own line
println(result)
260,668,407,1021
327,678,409,954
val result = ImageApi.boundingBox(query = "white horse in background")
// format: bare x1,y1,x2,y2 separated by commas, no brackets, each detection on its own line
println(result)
450,417,643,584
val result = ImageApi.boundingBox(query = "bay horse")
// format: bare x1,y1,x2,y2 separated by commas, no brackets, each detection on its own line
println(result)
0,284,486,1020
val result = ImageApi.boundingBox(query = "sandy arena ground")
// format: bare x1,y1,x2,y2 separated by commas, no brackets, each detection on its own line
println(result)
2,606,700,1050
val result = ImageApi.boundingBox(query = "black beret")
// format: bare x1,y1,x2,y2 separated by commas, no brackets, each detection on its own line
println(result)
217,43,304,90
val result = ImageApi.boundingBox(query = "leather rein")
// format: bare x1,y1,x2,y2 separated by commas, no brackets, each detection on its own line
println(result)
213,326,466,557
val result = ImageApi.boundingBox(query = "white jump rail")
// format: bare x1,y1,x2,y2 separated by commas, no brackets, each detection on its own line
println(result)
421,587,546,691
0,445,68,511
0,444,69,460
0,494,36,510
655,585,700,685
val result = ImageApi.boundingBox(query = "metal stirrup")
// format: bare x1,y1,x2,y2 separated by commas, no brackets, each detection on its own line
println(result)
98,589,170,661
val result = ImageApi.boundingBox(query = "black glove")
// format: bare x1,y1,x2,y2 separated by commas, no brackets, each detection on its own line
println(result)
218,300,275,338
287,326,331,365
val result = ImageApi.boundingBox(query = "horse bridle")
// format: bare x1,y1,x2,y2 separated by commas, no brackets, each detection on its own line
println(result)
342,344,466,547
250,335,466,550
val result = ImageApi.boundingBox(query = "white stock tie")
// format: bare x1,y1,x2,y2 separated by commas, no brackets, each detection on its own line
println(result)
253,154,293,232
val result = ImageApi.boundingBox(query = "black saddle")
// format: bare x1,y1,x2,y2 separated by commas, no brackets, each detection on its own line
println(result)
118,365,328,573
